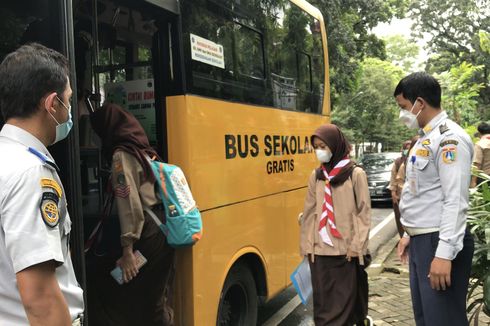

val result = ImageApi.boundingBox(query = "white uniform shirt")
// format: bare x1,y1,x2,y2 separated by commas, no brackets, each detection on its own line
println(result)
0,124,84,325
399,111,473,260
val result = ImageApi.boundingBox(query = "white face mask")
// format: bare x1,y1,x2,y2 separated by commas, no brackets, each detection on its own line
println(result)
315,149,332,163
398,100,421,129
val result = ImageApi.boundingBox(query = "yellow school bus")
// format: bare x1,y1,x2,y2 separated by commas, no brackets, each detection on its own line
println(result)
0,0,329,324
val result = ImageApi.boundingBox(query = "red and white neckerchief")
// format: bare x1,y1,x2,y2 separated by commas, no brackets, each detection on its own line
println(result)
318,157,350,246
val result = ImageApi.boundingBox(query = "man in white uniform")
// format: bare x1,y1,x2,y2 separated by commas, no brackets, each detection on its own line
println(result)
395,72,474,326
0,43,84,325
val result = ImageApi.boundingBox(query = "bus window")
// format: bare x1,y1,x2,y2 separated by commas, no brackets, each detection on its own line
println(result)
235,23,264,79
75,0,166,223
181,0,324,113
87,1,157,145
268,4,324,113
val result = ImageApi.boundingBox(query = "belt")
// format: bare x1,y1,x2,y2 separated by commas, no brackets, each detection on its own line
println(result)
404,226,439,237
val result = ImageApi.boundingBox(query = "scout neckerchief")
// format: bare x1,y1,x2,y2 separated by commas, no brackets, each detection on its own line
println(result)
318,157,350,246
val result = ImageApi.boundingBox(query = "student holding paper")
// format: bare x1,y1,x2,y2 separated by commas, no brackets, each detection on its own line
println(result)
299,124,371,326
88,104,175,326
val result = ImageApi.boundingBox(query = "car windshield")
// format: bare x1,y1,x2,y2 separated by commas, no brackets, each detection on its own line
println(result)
361,153,399,172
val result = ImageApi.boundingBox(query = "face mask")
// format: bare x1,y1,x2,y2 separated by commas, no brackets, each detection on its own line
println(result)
48,96,73,144
315,149,332,163
398,100,421,129
402,149,409,156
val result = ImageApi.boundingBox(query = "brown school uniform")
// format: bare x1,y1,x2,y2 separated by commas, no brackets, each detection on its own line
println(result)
300,167,371,326
88,150,175,326
388,157,405,237
473,136,490,175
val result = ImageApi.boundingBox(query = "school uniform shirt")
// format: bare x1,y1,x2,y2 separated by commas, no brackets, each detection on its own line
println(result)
399,111,473,260
0,124,84,325
111,150,159,247
473,135,490,174
300,167,371,260
388,157,404,198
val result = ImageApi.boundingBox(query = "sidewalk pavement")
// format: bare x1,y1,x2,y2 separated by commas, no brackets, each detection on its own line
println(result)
367,239,490,325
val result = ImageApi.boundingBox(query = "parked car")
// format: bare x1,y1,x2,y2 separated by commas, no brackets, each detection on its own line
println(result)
359,152,400,202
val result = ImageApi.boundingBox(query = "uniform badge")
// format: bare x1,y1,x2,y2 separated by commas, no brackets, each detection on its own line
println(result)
40,192,60,227
117,173,126,185
114,185,130,198
440,139,458,147
441,147,457,164
114,160,123,173
40,178,62,197
423,125,433,134
416,149,430,157
422,139,431,146
439,123,450,134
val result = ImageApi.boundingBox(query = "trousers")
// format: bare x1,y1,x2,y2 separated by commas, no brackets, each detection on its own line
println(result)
409,230,474,326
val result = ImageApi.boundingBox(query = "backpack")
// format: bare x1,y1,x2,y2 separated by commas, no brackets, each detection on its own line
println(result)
144,158,203,248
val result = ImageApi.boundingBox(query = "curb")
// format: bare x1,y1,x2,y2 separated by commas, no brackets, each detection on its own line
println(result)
367,236,400,277
366,212,401,277
368,212,397,259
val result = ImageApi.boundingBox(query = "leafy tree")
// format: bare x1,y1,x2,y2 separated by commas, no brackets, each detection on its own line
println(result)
436,62,484,126
383,34,420,72
332,58,413,155
309,0,409,105
409,0,490,120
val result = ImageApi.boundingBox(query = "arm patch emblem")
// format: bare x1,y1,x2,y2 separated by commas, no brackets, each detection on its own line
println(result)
40,192,60,228
40,178,62,197
440,139,459,147
441,147,457,164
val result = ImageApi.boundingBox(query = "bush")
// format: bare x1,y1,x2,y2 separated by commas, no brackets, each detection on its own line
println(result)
467,171,490,323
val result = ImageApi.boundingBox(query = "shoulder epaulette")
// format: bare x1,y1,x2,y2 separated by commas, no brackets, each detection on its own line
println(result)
439,123,450,134
27,147,60,172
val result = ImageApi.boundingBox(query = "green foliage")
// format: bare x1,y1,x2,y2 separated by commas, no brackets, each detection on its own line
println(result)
383,34,420,72
310,0,408,104
465,125,480,143
467,171,490,323
332,58,414,152
409,0,490,121
468,171,490,281
435,62,484,126
480,31,490,54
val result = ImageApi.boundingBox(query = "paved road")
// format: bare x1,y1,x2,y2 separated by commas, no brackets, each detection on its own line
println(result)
257,205,393,325
371,202,394,227
259,222,490,326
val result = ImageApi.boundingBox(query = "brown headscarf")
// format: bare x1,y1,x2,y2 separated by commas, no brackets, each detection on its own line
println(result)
311,124,355,186
90,103,159,182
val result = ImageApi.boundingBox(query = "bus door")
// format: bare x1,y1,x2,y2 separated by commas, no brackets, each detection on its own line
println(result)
73,0,182,322
75,0,181,234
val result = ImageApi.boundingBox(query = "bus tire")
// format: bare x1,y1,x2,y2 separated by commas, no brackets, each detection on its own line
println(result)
217,263,258,326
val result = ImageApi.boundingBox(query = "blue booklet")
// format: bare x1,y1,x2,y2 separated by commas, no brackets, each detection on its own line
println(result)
290,257,313,305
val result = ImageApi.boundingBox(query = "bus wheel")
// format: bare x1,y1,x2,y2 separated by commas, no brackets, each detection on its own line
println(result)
217,263,258,326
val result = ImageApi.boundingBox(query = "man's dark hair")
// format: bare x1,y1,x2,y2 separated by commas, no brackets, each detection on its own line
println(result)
0,43,69,121
477,122,490,135
393,72,441,108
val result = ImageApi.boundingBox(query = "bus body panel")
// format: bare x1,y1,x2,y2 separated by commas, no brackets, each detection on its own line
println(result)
166,95,327,210
167,95,327,324
175,189,306,325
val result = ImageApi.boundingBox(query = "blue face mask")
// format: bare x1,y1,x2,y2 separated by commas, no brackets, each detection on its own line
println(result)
49,96,73,144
